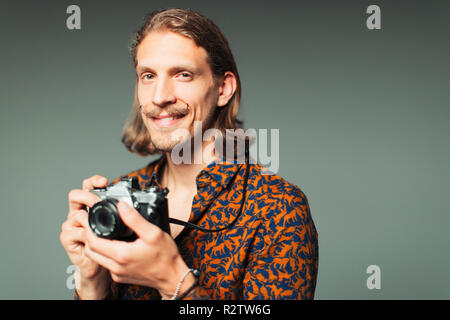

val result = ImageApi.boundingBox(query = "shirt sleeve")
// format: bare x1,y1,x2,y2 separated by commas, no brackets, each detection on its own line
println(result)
242,186,319,300
73,288,114,300
178,285,214,300
73,280,127,300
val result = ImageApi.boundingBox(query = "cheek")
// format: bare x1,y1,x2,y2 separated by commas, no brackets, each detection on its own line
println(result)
137,82,153,107
185,84,217,118
196,85,218,119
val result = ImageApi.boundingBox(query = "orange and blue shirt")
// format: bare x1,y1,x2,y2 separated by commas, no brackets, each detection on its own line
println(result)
79,155,318,300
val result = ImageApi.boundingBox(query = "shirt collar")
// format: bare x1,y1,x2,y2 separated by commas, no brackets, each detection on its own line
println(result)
148,155,243,190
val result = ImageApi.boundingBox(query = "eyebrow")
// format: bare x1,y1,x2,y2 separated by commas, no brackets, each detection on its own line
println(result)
136,63,199,74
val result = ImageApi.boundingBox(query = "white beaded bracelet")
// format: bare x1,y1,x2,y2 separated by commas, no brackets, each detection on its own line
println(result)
164,268,195,300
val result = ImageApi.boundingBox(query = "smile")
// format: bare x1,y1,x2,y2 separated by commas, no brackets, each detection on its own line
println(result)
151,114,186,128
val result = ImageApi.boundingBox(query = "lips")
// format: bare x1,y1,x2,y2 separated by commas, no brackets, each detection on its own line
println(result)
151,113,186,127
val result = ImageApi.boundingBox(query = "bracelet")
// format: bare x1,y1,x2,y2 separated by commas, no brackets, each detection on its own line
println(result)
164,268,200,300
175,269,200,300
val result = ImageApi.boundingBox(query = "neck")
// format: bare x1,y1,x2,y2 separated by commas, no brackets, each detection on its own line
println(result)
161,139,218,193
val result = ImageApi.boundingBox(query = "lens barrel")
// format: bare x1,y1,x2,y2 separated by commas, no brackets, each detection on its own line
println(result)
88,199,134,240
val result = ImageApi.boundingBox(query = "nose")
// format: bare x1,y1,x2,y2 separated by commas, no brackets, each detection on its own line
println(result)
152,76,176,107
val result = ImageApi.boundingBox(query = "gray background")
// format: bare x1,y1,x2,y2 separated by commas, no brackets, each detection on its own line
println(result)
0,0,449,299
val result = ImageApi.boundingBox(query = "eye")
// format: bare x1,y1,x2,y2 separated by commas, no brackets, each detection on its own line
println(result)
177,72,192,80
141,73,154,81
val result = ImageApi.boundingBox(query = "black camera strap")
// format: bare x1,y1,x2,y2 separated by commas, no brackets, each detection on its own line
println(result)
154,142,250,233
168,161,249,233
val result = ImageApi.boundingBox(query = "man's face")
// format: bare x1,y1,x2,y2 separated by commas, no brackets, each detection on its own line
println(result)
136,30,219,152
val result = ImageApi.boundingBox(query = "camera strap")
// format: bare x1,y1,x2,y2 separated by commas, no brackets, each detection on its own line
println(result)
156,141,250,233
168,161,249,233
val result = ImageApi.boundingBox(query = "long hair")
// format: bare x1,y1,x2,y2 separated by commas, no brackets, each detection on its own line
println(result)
121,8,243,156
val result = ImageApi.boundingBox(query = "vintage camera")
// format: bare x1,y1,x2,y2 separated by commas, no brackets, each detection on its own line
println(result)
88,177,170,241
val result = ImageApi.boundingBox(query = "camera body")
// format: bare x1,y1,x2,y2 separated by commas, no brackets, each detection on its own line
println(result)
88,177,170,241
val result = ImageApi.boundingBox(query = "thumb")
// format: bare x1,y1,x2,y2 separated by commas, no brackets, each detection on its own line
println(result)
117,201,159,241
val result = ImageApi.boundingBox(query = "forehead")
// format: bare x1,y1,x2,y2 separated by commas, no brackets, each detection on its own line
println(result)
136,30,210,71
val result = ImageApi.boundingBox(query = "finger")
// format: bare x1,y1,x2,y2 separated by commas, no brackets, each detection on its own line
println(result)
68,189,100,212
60,224,85,246
70,210,90,229
84,243,123,274
116,201,162,243
85,225,131,264
82,175,108,191
67,206,87,220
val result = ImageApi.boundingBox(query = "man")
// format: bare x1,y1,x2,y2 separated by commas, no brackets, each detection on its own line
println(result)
60,8,318,300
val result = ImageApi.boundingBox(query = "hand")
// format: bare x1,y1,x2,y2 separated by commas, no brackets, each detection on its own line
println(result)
60,175,111,299
84,200,195,299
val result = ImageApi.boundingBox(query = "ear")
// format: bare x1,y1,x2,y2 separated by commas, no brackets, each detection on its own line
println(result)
216,71,237,107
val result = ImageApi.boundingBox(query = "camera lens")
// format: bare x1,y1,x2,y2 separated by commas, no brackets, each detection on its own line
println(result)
88,199,135,239
94,207,115,234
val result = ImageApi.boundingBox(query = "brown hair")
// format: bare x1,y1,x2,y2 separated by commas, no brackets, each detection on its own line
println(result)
121,8,243,156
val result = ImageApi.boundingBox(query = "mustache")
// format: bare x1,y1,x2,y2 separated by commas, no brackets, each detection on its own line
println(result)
141,103,190,118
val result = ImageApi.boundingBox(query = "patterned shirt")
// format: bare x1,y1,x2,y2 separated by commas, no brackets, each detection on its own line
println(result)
78,156,318,300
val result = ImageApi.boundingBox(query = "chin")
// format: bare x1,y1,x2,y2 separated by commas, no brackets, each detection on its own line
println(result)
150,133,188,153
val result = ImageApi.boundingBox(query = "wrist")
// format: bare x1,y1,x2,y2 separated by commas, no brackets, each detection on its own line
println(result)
173,270,200,300
76,269,111,300
158,258,196,300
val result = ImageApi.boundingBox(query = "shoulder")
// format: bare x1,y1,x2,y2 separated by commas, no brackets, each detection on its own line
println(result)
245,163,318,268
248,163,312,225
